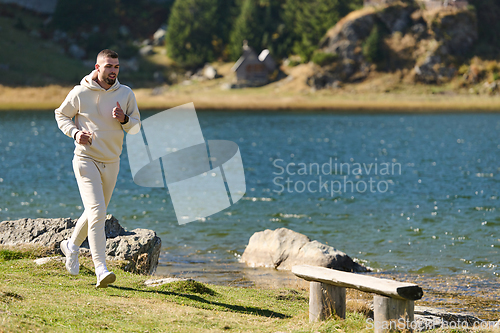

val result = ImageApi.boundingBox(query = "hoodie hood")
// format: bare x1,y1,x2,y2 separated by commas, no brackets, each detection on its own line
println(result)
80,70,121,92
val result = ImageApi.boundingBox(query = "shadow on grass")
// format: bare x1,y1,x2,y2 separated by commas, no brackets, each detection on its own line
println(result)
109,285,290,319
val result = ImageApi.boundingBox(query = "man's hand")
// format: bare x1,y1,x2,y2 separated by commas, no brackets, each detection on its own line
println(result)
112,101,126,123
75,130,92,145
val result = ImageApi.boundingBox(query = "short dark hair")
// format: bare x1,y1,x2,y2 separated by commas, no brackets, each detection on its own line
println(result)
97,49,119,61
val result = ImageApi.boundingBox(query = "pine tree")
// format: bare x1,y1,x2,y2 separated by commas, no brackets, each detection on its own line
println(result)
362,24,383,64
229,0,265,60
166,0,220,68
283,0,363,61
229,0,289,61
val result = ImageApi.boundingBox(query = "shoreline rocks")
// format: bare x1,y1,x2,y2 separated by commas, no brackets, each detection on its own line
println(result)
0,215,161,274
413,306,487,331
240,228,369,272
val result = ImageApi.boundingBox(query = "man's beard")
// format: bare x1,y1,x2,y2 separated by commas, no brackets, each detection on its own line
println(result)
104,76,116,85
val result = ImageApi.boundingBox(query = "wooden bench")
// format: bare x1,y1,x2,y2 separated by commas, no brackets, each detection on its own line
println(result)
292,265,423,332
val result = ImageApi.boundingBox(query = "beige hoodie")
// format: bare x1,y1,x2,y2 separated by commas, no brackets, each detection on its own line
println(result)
55,71,141,163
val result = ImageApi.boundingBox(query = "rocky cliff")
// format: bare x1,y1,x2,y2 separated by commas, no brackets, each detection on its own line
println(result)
309,0,477,89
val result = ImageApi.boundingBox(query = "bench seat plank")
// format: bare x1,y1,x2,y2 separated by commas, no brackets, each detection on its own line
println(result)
292,265,423,301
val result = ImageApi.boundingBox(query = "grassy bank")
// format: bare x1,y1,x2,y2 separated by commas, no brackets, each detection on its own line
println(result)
0,247,495,332
1,63,500,113
2,83,500,112
0,249,362,333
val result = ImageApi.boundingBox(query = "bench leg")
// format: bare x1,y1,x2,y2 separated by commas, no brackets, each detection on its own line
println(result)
373,295,414,333
309,281,346,322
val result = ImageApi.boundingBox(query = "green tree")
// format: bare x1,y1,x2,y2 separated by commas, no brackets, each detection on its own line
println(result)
166,0,218,68
230,0,267,60
283,0,362,61
213,0,241,60
166,0,238,67
362,24,384,64
228,0,289,60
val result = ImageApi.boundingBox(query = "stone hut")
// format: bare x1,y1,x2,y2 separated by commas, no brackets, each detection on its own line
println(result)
231,41,276,86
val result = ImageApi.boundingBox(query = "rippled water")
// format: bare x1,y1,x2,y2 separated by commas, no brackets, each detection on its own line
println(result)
1,111,500,284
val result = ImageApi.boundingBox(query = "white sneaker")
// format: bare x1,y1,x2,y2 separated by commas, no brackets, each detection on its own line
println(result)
60,240,79,275
96,271,116,288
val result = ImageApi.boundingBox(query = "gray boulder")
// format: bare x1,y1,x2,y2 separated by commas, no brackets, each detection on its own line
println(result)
414,306,484,331
240,228,369,272
104,227,161,274
68,44,86,59
153,26,166,46
203,65,218,80
413,8,477,83
414,54,442,83
429,10,477,56
139,45,154,57
0,215,161,274
320,12,376,62
376,3,415,33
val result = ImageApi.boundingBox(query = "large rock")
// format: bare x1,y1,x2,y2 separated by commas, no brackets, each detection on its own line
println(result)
319,9,377,65
153,26,166,46
203,65,218,80
413,306,485,331
312,2,477,88
104,227,161,274
240,228,369,272
427,10,477,56
68,44,86,60
413,8,477,83
0,215,161,274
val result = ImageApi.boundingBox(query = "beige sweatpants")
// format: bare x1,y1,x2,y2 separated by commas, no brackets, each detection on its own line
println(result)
70,155,120,271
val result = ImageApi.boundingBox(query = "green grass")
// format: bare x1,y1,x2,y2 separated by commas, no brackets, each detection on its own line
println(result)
0,249,31,261
0,6,172,88
0,251,344,332
0,7,89,86
0,249,495,332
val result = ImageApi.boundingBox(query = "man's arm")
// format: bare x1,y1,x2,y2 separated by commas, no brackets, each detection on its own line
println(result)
120,91,141,135
55,87,80,139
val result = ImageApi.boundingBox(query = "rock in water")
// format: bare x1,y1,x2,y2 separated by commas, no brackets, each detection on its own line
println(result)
240,228,369,272
0,215,161,274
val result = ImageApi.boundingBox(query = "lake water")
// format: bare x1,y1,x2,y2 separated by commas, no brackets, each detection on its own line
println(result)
1,110,500,289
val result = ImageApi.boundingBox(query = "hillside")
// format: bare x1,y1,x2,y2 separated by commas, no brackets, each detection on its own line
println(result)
0,4,173,87
300,1,500,98
1,1,500,112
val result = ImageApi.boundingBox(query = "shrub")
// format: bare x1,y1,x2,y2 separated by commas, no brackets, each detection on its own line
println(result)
363,25,384,64
486,61,500,74
311,51,338,66
159,280,216,295
458,64,469,75
167,0,225,68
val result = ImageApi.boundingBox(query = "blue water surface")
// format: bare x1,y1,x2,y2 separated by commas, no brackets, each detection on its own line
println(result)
1,110,500,280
